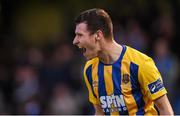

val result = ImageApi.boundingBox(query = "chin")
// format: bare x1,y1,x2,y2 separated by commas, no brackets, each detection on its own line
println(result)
84,54,97,60
85,57,91,60
84,55,92,60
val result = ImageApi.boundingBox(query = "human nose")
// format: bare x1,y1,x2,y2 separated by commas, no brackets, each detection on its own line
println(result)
73,36,79,45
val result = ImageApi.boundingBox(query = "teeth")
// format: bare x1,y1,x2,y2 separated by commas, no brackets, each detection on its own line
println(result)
78,47,86,53
82,48,86,53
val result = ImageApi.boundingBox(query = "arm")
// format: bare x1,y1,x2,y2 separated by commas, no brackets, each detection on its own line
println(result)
154,94,174,115
94,104,104,115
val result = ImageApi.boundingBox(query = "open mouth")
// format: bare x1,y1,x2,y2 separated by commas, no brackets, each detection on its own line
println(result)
80,47,86,53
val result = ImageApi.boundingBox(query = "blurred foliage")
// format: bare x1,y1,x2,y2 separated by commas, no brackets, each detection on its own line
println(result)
0,0,177,47
12,2,64,46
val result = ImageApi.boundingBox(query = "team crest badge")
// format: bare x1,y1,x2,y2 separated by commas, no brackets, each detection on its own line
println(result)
92,81,98,87
122,74,130,84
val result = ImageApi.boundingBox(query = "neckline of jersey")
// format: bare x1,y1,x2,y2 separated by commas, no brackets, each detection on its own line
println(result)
99,45,127,66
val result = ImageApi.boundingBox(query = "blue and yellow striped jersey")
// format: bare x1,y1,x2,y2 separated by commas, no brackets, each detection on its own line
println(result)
83,45,167,115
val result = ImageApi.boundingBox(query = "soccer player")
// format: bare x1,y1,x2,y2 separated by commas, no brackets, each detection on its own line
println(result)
73,8,174,115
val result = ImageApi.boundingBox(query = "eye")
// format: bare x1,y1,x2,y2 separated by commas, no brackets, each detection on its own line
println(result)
75,33,82,39
77,33,83,37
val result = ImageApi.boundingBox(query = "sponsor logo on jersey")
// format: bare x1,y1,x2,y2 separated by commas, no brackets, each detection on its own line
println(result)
148,78,164,94
100,94,127,113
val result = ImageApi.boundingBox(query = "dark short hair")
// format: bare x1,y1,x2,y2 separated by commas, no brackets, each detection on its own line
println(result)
75,8,113,39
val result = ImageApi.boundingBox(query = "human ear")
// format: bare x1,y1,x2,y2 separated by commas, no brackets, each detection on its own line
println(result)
95,34,98,39
95,34,100,40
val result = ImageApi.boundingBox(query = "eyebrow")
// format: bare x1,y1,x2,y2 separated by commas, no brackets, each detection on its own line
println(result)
75,32,83,36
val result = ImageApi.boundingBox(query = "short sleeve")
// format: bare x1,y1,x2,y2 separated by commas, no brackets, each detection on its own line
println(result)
84,64,99,104
138,57,167,100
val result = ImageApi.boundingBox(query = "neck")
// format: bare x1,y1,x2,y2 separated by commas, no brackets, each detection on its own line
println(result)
98,40,122,64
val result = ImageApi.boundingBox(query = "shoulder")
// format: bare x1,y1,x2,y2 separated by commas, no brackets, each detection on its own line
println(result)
84,57,99,72
124,45,152,65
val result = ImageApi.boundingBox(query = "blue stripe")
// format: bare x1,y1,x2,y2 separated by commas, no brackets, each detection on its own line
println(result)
130,62,145,115
86,65,97,98
112,63,122,96
118,45,126,62
98,62,106,96
112,45,128,115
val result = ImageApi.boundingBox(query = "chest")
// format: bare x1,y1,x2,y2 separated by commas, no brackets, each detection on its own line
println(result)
92,61,140,97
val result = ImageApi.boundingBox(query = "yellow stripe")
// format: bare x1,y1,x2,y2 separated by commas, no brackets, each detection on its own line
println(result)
144,101,158,115
140,85,158,115
92,60,100,103
121,57,138,115
104,66,113,95
83,58,99,104
104,66,119,115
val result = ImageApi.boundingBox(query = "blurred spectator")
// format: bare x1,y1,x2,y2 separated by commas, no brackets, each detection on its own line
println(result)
153,38,179,104
0,65,13,114
49,83,79,114
27,47,44,67
0,91,6,114
126,19,149,52
0,0,179,115
152,13,175,41
113,21,127,45
113,19,149,53
0,66,7,114
173,79,180,114
39,43,75,95
13,65,40,114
